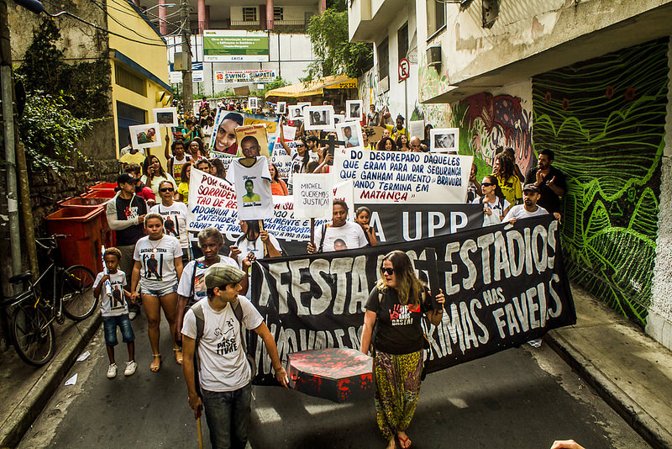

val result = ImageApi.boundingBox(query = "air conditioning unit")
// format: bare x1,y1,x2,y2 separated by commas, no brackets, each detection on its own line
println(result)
427,45,441,67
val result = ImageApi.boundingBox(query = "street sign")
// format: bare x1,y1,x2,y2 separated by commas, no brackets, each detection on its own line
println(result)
398,58,410,82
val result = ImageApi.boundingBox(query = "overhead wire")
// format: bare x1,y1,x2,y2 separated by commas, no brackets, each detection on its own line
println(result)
88,0,166,43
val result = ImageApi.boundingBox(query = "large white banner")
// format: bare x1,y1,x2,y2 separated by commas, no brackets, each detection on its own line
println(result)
333,148,472,204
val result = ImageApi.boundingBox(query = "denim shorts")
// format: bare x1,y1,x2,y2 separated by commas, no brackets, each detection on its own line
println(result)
103,314,135,346
142,283,178,297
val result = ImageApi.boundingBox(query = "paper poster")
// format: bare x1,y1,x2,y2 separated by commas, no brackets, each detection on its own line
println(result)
235,124,270,158
292,174,333,219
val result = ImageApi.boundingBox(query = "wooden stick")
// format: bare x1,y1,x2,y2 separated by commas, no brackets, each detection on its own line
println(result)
196,416,204,449
258,219,264,231
310,218,315,245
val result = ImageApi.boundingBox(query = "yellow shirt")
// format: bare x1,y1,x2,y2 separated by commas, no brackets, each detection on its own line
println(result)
119,152,146,173
496,175,522,205
178,182,189,204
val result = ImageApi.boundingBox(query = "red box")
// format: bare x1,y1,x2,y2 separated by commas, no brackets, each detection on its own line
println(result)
288,348,373,403
89,182,117,190
45,206,105,272
58,196,110,208
81,189,117,199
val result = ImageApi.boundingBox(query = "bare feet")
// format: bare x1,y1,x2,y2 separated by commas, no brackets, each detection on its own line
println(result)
386,438,396,449
150,354,161,373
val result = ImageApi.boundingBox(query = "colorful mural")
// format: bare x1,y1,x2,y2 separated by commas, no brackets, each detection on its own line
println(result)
452,93,533,178
532,38,668,325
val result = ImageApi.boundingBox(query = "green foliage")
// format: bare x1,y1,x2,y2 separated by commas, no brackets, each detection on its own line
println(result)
305,9,373,81
19,93,96,172
15,17,108,171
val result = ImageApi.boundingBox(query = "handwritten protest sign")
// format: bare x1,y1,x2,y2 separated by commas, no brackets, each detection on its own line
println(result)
209,151,237,171
293,174,333,219
271,154,292,179
249,215,575,384
333,148,472,204
244,114,278,134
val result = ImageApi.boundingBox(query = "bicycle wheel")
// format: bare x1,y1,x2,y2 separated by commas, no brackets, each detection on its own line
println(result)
12,303,56,366
61,265,98,321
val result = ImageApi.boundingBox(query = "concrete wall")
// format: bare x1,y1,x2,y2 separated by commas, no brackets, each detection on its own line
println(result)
647,39,672,349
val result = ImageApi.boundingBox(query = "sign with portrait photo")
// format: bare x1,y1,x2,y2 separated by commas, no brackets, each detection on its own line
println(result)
129,123,162,149
345,100,363,122
304,106,335,131
152,108,178,127
335,122,364,149
234,124,270,158
430,128,459,154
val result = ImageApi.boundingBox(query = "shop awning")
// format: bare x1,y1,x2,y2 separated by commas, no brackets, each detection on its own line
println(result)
265,74,358,99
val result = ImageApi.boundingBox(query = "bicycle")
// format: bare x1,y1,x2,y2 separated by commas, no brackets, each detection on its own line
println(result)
1,234,98,366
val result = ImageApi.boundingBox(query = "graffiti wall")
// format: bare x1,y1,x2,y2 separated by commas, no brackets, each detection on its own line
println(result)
452,86,534,179
532,38,668,326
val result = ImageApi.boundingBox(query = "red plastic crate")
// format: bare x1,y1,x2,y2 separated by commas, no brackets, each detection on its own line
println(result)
81,189,117,199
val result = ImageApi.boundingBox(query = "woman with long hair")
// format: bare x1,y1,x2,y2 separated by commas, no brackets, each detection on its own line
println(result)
377,137,396,152
396,134,410,151
360,251,445,449
473,174,510,226
492,152,522,206
141,155,176,198
269,163,289,196
209,158,227,179
130,214,184,371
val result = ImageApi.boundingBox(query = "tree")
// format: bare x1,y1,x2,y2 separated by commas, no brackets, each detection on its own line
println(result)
305,9,373,81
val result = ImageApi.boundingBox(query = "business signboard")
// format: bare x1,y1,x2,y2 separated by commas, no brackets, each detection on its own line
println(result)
203,30,270,62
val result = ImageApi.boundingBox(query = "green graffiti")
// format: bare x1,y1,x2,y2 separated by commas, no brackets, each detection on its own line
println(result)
532,38,667,325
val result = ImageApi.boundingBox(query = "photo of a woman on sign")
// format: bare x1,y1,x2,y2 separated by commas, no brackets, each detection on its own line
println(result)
213,112,244,155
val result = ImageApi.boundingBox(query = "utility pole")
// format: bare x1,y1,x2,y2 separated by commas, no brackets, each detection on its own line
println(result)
180,0,193,114
0,0,25,293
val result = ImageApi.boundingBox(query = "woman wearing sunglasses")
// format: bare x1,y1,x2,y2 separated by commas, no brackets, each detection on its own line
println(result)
360,250,445,449
472,174,510,226
150,181,191,262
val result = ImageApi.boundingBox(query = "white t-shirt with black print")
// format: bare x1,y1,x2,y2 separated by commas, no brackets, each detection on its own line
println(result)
133,235,182,290
150,202,190,252
93,270,129,317
177,256,239,309
181,296,263,392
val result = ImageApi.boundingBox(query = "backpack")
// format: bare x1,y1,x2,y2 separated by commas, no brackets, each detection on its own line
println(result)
191,298,257,397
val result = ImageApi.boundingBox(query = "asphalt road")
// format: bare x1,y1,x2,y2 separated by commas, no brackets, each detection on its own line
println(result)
17,316,650,449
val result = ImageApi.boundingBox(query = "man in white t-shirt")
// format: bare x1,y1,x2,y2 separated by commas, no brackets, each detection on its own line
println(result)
307,200,369,253
181,263,288,449
503,183,561,223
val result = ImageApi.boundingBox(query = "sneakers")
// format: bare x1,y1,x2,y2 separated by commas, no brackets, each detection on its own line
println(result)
128,310,138,320
124,360,137,376
106,363,118,379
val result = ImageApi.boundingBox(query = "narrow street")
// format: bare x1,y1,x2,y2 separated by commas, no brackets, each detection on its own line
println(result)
17,318,649,449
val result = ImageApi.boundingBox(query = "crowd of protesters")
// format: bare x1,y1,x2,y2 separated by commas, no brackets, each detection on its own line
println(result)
102,96,567,449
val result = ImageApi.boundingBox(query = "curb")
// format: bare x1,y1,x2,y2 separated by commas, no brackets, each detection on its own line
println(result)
546,330,672,449
0,314,101,449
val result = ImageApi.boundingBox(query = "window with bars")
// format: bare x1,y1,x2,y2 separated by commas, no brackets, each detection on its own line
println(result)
242,7,257,22
378,38,389,82
274,7,283,21
115,64,146,96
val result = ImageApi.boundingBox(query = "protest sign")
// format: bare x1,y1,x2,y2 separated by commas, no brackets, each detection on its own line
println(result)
229,156,274,220
153,108,178,126
281,125,296,142
209,151,237,172
244,114,278,134
129,123,162,150
271,154,292,179
431,128,459,153
333,148,472,204
249,215,575,384
210,111,244,154
293,174,333,219
361,203,483,243
409,120,424,139
235,124,270,157
363,126,385,143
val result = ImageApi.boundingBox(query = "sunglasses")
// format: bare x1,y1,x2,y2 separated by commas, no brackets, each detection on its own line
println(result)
296,144,306,147
381,267,395,275
481,182,495,187
160,188,174,193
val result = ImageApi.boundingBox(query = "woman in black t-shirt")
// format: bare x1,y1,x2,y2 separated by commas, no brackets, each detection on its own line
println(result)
360,250,445,449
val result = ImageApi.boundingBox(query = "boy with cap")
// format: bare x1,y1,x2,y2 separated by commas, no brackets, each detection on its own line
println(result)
181,263,288,449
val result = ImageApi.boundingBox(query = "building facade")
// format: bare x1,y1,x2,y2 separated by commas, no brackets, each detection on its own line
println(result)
406,0,672,348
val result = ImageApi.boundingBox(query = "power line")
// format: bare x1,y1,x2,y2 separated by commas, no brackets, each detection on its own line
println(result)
88,0,165,43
